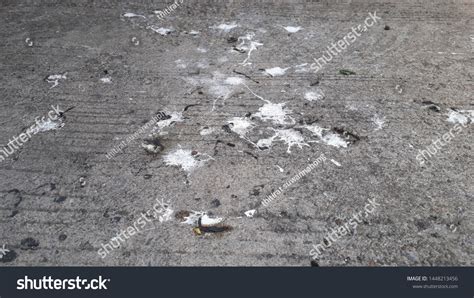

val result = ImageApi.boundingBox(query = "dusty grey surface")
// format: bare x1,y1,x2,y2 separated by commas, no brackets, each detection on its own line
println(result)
0,0,472,266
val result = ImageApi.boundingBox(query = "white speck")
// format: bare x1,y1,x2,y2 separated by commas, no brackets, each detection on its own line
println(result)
372,114,385,130
282,26,302,33
447,109,469,125
188,30,200,35
276,165,284,172
264,67,290,77
224,77,245,85
200,127,215,136
244,209,256,218
149,26,174,35
46,74,66,89
36,118,64,132
304,89,325,101
227,117,254,136
197,47,207,53
330,159,342,167
100,77,112,83
163,147,212,174
212,22,239,31
123,12,146,18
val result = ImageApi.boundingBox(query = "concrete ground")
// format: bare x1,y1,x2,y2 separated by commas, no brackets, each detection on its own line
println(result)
0,0,472,266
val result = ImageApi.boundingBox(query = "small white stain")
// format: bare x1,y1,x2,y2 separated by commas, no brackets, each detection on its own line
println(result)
182,211,223,226
372,114,385,130
197,47,207,53
304,89,325,101
163,147,212,174
149,26,174,35
302,124,349,148
447,109,469,125
282,26,302,33
227,117,254,136
224,77,245,85
244,209,256,218
276,165,284,172
212,22,239,31
330,159,342,167
100,77,112,84
264,67,290,77
123,12,146,18
200,127,215,136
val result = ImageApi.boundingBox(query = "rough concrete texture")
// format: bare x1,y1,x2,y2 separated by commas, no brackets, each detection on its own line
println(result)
0,0,472,266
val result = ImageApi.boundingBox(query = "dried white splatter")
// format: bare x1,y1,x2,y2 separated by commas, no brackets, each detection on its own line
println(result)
302,124,349,148
447,110,468,125
264,67,290,77
197,47,207,53
447,109,473,125
123,12,146,18
188,30,200,35
330,159,342,167
304,89,325,101
227,117,254,136
212,22,239,31
276,165,284,172
149,26,174,35
46,74,66,89
235,33,263,65
100,77,112,84
255,102,295,125
282,26,302,33
372,114,386,130
185,72,243,111
258,129,309,153
244,209,256,218
163,147,212,174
